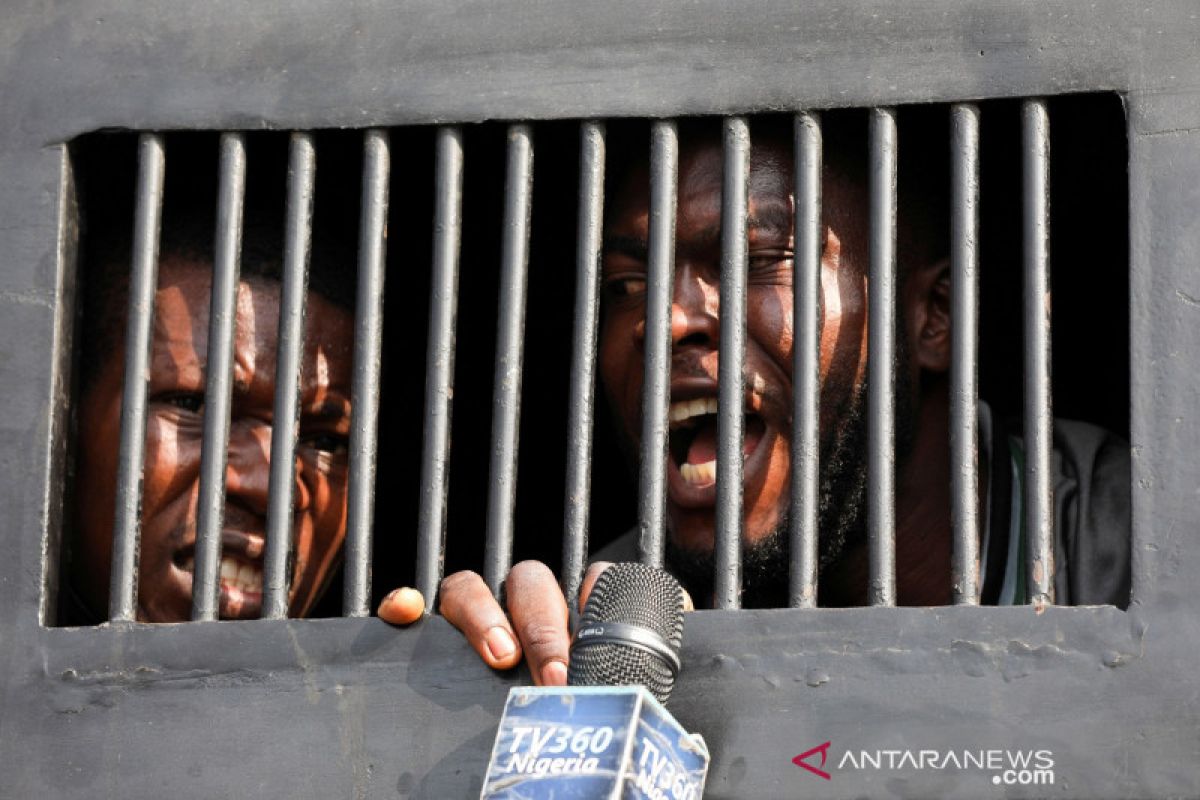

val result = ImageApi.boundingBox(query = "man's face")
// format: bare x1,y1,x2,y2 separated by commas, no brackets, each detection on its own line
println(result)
599,134,871,577
74,256,354,621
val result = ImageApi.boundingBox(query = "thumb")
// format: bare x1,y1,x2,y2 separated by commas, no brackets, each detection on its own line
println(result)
377,587,426,625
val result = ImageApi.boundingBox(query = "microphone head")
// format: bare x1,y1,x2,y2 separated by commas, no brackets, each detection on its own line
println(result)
568,562,685,703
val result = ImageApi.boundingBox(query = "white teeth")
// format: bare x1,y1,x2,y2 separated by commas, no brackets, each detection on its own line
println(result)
179,556,262,596
221,557,262,595
200,557,264,596
669,397,719,425
680,460,717,486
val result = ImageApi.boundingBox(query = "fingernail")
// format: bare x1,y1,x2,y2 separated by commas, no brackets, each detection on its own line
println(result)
541,661,568,687
485,627,516,661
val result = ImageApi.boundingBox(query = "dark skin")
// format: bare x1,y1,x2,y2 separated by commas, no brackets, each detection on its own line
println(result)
380,131,967,681
73,255,354,622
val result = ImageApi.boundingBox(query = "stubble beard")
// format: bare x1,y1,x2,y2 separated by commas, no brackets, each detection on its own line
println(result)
666,357,916,609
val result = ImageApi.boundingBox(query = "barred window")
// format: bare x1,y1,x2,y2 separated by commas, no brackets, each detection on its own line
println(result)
58,95,1129,625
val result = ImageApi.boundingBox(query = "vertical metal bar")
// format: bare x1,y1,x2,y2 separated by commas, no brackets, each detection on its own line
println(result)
343,129,390,617
789,112,822,609
1022,99,1055,606
108,133,165,622
483,124,534,597
715,117,750,610
562,121,605,606
262,132,316,620
192,132,247,621
637,121,678,570
415,127,464,609
950,104,981,606
867,108,897,607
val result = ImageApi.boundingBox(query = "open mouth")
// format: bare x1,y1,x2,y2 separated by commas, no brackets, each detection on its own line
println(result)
667,396,767,489
176,544,265,618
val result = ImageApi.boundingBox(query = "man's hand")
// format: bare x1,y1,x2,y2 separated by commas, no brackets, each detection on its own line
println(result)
377,587,425,625
377,560,613,686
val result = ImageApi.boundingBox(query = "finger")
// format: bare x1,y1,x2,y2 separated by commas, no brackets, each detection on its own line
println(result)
438,570,522,670
579,561,695,612
506,561,570,687
377,587,426,625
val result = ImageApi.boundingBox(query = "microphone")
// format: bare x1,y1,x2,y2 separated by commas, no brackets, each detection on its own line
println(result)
480,563,710,799
568,561,684,703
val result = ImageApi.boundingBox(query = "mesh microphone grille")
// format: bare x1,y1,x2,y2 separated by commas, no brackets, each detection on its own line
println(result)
568,562,685,703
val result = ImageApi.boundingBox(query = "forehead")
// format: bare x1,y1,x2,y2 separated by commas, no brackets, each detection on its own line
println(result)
152,256,354,369
610,134,794,225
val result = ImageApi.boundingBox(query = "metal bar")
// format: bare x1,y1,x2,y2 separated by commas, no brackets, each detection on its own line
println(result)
343,129,390,617
483,124,534,597
789,112,821,609
108,133,165,622
715,117,750,610
262,132,316,620
192,132,246,621
867,108,897,607
637,121,678,570
1022,99,1055,606
950,104,981,606
415,126,464,609
561,121,605,607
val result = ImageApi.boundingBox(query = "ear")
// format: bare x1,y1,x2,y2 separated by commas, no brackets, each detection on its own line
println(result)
906,257,951,373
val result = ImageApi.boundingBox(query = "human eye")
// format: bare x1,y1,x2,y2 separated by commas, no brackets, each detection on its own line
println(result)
748,249,794,283
603,273,648,300
298,430,350,457
601,236,649,302
155,391,206,414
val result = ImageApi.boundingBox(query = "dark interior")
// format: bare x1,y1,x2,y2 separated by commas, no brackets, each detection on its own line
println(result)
66,93,1129,619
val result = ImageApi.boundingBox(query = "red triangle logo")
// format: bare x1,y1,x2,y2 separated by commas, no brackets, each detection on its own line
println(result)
792,741,832,780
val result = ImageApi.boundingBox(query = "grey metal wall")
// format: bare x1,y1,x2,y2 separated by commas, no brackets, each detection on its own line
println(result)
0,1,1197,797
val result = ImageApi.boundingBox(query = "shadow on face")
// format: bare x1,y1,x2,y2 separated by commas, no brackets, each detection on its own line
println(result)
72,256,354,622
597,122,875,580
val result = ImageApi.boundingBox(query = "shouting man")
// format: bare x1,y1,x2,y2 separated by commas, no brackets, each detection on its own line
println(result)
382,114,1131,686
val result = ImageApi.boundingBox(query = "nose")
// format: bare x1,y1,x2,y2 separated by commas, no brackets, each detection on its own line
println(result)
634,262,720,351
224,420,273,517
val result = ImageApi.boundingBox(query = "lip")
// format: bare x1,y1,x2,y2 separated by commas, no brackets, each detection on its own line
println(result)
173,530,269,619
661,379,776,510
668,377,766,415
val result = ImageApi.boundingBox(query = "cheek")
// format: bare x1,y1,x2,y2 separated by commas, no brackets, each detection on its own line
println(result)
743,428,792,544
598,317,622,378
747,288,794,372
136,417,201,565
142,417,181,501
141,418,200,525
599,318,641,415
312,471,347,534
292,467,347,588
817,266,868,381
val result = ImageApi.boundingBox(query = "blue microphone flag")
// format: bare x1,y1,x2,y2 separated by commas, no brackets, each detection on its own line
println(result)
480,685,710,799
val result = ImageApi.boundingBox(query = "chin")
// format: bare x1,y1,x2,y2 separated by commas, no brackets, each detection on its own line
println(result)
668,514,781,555
666,507,789,582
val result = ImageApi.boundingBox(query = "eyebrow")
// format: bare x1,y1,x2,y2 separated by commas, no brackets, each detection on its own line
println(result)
602,204,793,265
602,235,648,261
